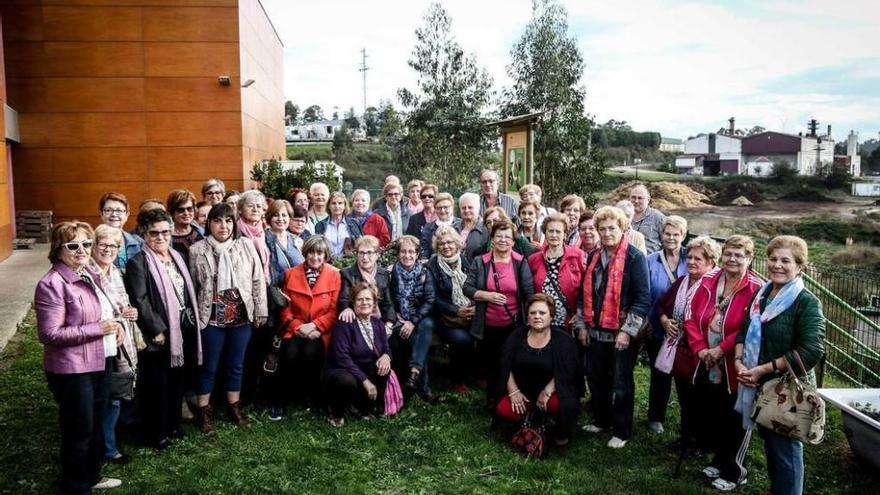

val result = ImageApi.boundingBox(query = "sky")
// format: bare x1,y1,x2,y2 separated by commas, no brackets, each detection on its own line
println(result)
260,0,880,143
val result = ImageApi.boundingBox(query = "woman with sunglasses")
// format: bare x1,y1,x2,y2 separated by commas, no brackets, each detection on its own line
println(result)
36,221,125,492
405,183,438,238
167,189,205,266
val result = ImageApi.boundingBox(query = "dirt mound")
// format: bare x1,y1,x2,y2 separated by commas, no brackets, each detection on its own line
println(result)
730,196,754,206
712,182,765,205
607,181,710,211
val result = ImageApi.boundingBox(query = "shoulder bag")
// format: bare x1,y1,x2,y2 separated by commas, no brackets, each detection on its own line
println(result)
108,345,136,400
751,351,826,444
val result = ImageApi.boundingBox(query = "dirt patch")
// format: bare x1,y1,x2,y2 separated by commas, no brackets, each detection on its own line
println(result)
779,189,834,202
607,181,710,211
712,182,765,205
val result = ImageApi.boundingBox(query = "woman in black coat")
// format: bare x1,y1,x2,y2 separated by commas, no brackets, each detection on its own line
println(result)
337,236,396,327
494,294,584,445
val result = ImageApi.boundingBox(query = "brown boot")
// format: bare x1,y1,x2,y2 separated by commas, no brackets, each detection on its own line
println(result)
198,405,214,434
227,401,252,426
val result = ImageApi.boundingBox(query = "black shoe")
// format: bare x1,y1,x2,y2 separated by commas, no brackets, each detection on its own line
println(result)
418,390,444,405
170,427,185,439
155,437,171,451
106,453,131,465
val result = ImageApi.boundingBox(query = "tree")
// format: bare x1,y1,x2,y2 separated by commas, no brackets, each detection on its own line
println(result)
284,101,299,125
343,107,361,131
747,125,766,136
376,100,402,141
866,146,880,174
251,158,341,199
363,106,379,137
770,159,798,181
333,122,355,165
500,0,606,204
302,105,324,122
395,2,495,194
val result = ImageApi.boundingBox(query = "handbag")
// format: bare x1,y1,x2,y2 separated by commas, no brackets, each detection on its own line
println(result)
510,411,549,459
268,285,290,310
751,352,826,444
654,336,678,374
108,345,136,400
384,369,403,416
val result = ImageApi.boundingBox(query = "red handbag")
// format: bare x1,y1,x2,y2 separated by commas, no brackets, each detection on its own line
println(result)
510,411,548,459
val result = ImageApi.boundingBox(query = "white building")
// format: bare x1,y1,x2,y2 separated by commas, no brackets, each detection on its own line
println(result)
286,119,365,142
659,137,684,153
675,133,743,176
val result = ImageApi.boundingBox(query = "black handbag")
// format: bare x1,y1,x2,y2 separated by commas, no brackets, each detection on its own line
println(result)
268,285,290,310
108,345,136,400
511,411,549,459
180,306,198,332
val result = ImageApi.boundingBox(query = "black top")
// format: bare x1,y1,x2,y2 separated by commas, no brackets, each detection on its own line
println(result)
511,339,554,399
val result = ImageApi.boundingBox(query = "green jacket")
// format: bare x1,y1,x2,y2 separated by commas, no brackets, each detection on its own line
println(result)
737,285,825,383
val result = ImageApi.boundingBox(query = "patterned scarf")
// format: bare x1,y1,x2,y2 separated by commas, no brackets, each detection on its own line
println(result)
395,262,422,321
735,276,804,428
305,266,321,288
438,255,470,308
237,218,270,280
349,209,372,228
582,235,629,330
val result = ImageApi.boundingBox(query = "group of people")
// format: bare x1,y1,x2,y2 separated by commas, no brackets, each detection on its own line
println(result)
35,171,824,495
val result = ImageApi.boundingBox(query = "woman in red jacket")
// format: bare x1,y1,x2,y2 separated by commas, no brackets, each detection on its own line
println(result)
684,235,762,492
266,235,341,418
527,213,585,334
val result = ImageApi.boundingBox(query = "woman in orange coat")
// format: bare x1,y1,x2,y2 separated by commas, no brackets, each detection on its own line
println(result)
265,235,340,418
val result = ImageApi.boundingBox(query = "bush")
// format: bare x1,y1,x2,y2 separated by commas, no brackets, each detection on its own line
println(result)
770,159,798,181
251,158,341,199
830,245,880,271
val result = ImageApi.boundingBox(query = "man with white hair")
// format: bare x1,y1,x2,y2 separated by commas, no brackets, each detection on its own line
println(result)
459,193,488,261
629,184,665,255
479,169,519,220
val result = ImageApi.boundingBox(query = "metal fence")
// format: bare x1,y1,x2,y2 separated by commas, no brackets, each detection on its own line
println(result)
750,254,880,388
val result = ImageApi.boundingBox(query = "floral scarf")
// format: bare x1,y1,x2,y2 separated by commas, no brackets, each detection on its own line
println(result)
395,262,422,321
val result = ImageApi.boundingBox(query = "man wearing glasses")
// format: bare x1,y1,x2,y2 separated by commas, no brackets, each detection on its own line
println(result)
479,169,519,220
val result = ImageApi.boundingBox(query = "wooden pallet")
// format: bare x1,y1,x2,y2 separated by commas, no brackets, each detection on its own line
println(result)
13,238,37,249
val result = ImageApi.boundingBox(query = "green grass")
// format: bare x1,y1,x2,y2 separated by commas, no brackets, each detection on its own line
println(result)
2,310,878,494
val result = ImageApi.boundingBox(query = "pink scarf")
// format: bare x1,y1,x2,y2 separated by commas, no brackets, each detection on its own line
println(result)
237,219,270,279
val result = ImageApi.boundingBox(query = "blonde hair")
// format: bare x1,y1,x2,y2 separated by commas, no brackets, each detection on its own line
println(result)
766,235,808,267
432,225,462,252
593,206,629,231
328,191,350,216
94,224,124,246
559,194,586,213
723,235,755,258
686,236,721,265
434,192,454,209
406,179,424,192
398,235,421,253
663,215,688,237
354,235,379,252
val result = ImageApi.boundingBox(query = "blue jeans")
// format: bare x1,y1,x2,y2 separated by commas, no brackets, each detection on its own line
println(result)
759,426,804,495
435,319,474,384
198,323,253,395
102,399,121,458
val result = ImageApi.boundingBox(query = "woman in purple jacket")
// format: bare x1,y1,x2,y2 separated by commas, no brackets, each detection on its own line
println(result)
323,282,392,427
35,222,124,493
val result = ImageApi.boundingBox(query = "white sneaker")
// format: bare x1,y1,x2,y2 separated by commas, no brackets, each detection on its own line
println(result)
711,478,744,491
582,423,606,433
93,477,122,489
607,436,628,448
702,466,721,479
647,421,665,434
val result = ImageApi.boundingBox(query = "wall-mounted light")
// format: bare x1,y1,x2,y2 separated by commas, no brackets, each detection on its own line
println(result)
218,75,231,86
241,79,256,88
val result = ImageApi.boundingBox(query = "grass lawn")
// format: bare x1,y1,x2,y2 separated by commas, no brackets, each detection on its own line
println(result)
2,310,878,495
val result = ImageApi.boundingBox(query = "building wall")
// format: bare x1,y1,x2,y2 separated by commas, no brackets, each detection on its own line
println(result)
0,17,11,262
1,0,282,228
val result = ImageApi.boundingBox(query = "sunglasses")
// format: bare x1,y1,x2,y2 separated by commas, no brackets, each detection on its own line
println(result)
175,206,194,214
420,194,435,199
63,241,94,252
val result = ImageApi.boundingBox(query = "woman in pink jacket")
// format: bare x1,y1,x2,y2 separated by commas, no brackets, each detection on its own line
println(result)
527,213,585,334
35,222,125,493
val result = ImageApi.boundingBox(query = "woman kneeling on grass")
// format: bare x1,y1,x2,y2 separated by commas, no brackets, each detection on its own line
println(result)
323,282,393,427
494,294,584,447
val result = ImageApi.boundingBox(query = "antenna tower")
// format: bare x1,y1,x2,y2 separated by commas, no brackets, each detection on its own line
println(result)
359,48,370,115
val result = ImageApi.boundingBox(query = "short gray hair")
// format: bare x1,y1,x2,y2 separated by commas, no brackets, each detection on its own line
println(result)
352,189,370,203
459,192,480,209
432,225,462,252
614,200,635,220
237,189,267,213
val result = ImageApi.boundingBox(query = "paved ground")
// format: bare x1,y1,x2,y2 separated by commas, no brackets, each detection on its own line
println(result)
0,245,49,351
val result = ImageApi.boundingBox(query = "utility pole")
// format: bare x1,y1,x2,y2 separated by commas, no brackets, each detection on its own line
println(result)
359,48,370,115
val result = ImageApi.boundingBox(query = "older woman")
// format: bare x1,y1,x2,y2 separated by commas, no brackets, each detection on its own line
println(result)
349,189,390,247
337,236,395,326
482,207,537,258
223,190,241,208
388,236,437,402
375,182,411,241
614,200,647,255
201,178,226,206
307,182,330,232
420,192,461,260
425,225,476,391
236,190,270,280
406,183,438,238
517,201,543,250
323,283,393,427
577,210,599,254
315,192,363,259
195,201,212,229
464,219,535,400
289,205,312,250
167,189,205,265
517,184,556,228
265,200,305,290
559,194,586,247
579,206,650,449
735,236,824,495
405,179,424,214
655,236,721,449
270,235,341,416
644,215,689,434
189,203,268,433
460,192,488,261
90,225,142,466
99,192,142,272
286,187,310,213
494,294,584,446
528,213,585,334
36,222,124,492
125,208,202,450
684,235,762,490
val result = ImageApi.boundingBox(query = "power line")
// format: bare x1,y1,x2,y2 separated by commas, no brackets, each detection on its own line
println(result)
359,48,370,115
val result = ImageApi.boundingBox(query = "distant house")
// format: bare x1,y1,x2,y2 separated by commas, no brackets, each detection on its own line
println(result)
286,119,365,142
742,131,833,176
676,133,743,176
659,137,684,153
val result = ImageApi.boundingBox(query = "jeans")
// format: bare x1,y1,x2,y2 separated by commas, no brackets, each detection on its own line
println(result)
759,426,804,495
389,317,435,394
198,323,253,395
434,320,474,384
585,340,637,440
103,399,122,458
45,361,110,495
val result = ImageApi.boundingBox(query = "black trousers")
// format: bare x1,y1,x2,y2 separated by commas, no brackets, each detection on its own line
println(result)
694,370,747,482
585,339,637,440
265,336,325,407
674,374,698,442
137,350,184,446
479,324,514,396
643,335,674,423
323,368,387,417
241,323,272,404
46,360,111,495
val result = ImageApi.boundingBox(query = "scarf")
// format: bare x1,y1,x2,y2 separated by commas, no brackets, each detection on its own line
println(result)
583,235,629,330
438,255,470,308
395,262,422,321
660,249,679,285
237,218,270,280
358,264,377,286
305,266,321,288
675,274,704,325
143,245,202,368
206,235,236,291
735,276,804,428
424,209,438,224
349,210,372,228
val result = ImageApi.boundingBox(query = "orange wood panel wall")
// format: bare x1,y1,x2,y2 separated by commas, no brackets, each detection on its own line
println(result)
0,16,12,262
1,0,284,231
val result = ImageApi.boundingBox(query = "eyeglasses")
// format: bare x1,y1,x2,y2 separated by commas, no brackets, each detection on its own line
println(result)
357,251,376,257
438,241,457,247
147,229,172,238
175,206,194,214
96,242,120,251
420,194,435,199
244,203,264,210
205,190,223,197
291,218,306,223
102,208,127,215
63,241,94,252
722,252,749,260
386,192,401,197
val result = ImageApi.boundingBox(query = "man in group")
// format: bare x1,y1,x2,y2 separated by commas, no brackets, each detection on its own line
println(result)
629,184,666,255
375,182,411,241
479,169,519,220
